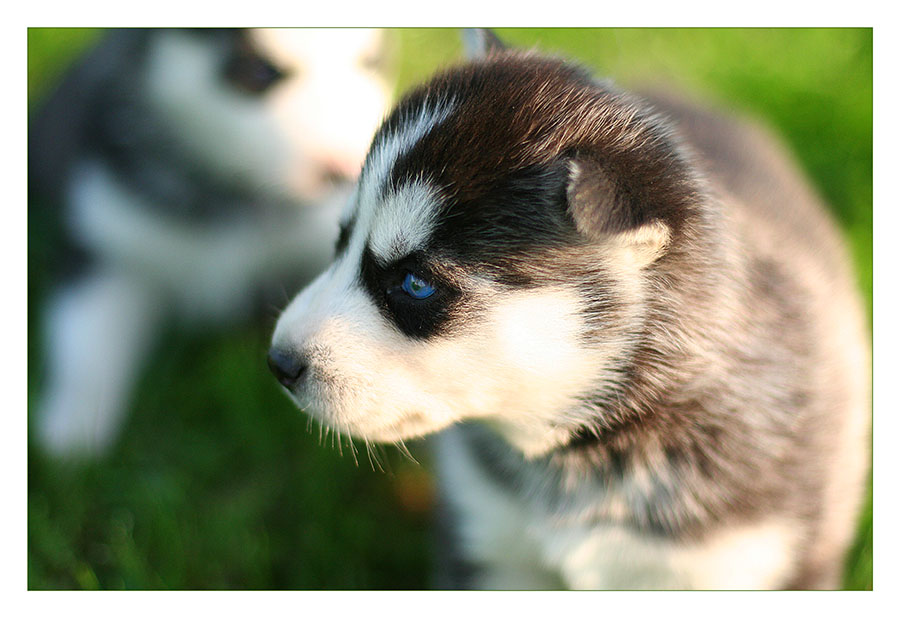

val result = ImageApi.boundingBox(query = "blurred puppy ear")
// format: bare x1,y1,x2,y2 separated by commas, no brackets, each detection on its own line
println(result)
462,28,506,59
566,158,670,268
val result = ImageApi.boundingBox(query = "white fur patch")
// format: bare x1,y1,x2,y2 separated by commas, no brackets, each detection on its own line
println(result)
368,181,442,262
476,286,617,456
435,426,798,590
548,519,796,590
355,97,455,220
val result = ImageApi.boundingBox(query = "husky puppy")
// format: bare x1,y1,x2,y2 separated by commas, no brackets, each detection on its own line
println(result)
268,31,870,589
30,28,391,457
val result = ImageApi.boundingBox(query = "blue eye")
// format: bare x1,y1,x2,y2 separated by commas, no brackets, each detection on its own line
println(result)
401,272,436,299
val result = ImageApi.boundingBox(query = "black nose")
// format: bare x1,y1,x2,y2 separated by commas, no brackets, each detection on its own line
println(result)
267,348,307,389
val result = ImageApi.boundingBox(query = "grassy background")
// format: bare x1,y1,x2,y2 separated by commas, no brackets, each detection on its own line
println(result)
27,28,872,590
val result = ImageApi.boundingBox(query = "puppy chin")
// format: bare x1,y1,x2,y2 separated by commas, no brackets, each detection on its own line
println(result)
362,413,457,443
290,387,454,443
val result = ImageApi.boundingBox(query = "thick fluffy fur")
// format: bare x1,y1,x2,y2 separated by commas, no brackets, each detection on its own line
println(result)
269,36,869,589
31,28,391,457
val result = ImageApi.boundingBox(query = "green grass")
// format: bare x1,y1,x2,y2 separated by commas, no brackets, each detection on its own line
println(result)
27,28,873,590
27,28,99,105
28,327,434,589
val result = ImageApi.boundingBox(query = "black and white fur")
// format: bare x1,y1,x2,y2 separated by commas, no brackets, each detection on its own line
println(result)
268,31,870,589
30,28,391,457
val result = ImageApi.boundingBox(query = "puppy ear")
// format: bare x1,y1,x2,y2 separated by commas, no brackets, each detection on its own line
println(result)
566,158,670,268
462,28,506,59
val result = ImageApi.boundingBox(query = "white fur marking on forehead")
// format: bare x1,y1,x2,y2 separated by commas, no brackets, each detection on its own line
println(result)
368,182,441,262
359,97,456,213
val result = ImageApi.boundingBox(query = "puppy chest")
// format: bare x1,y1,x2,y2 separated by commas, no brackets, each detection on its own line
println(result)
434,428,797,590
441,466,689,589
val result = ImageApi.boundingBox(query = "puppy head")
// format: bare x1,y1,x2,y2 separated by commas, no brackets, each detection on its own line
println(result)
140,28,391,200
270,46,704,456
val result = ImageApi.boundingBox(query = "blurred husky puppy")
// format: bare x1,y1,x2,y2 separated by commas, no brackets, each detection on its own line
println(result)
268,30,870,589
30,28,392,457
